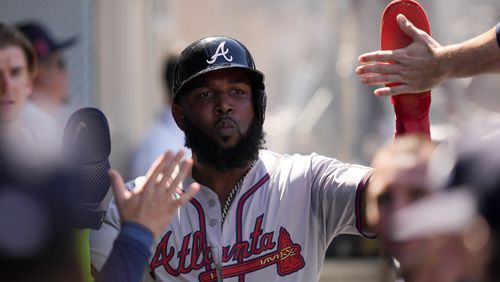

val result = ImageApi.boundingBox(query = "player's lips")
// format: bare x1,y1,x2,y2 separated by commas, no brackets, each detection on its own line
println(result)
215,118,237,138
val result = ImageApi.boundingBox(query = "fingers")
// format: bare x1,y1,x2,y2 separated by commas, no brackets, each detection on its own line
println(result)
373,84,412,97
360,73,405,86
175,183,200,207
396,14,419,39
166,158,193,195
157,150,185,189
109,169,128,207
145,151,174,185
358,15,427,66
358,50,397,63
160,157,197,210
356,62,406,75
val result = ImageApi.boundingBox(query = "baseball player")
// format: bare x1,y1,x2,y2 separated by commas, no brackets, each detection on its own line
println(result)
91,34,430,281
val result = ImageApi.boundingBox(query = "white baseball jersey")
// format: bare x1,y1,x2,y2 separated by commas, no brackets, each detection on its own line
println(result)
90,149,372,282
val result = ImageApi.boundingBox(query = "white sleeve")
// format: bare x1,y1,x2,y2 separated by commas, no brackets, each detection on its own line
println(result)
309,153,372,242
89,198,121,271
89,178,144,271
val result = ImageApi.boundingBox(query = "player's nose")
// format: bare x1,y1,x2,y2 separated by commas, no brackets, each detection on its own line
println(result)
214,94,234,115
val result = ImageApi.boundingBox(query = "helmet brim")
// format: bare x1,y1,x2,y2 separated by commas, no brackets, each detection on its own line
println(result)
173,64,264,101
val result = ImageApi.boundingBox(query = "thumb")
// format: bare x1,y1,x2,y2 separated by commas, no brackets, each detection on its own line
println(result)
109,169,127,206
397,14,419,39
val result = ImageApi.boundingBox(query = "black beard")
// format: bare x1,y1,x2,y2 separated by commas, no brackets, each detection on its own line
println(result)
183,117,265,172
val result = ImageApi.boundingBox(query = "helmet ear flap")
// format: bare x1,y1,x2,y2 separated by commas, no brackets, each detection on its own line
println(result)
255,89,267,125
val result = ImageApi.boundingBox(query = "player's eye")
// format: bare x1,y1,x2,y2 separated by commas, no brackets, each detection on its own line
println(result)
10,66,23,78
230,88,247,95
197,91,213,99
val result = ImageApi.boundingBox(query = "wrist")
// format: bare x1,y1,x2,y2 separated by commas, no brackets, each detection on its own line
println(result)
120,213,159,237
435,45,454,83
120,221,154,247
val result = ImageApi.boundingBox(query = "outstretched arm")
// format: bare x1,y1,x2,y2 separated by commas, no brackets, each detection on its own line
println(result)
439,23,500,79
357,15,500,96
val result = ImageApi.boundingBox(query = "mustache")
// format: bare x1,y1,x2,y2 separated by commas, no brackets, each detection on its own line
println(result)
214,116,239,132
183,116,265,172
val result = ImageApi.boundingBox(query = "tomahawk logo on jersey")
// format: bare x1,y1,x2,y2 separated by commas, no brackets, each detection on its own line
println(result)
91,150,371,282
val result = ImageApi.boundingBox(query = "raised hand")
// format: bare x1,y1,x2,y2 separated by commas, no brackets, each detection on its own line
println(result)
356,14,444,96
109,150,200,237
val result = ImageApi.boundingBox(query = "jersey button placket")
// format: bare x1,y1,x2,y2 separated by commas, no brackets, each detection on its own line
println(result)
207,198,219,227
208,199,216,207
209,218,218,227
205,197,223,281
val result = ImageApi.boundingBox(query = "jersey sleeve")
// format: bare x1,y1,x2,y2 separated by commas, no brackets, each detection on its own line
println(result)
96,221,154,282
308,153,372,243
89,177,144,272
89,197,122,272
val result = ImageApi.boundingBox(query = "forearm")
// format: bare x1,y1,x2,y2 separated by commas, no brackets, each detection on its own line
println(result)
438,24,500,79
96,221,154,282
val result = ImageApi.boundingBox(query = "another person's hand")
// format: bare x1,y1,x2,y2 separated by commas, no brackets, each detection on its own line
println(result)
109,150,200,237
356,14,444,96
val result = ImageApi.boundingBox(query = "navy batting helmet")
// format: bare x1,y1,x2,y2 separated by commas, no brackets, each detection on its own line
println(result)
172,36,267,124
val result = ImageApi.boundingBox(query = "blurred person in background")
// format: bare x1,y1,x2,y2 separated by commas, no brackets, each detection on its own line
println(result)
0,146,199,282
0,22,36,137
366,135,450,282
0,21,89,281
131,54,188,179
356,15,500,97
17,21,76,118
0,151,83,282
0,21,60,162
387,185,477,282
368,130,500,282
441,130,500,282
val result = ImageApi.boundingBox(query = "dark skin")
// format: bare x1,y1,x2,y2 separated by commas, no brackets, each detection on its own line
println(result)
172,68,255,204
173,68,374,228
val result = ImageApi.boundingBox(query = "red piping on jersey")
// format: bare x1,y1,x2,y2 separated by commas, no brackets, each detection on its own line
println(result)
234,173,270,282
355,171,376,238
189,197,213,271
234,157,280,282
149,195,213,279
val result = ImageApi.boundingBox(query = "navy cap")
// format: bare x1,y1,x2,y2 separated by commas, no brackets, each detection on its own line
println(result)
446,129,500,233
16,21,76,58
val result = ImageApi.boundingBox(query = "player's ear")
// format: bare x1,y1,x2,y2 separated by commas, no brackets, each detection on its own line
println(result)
171,103,185,131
